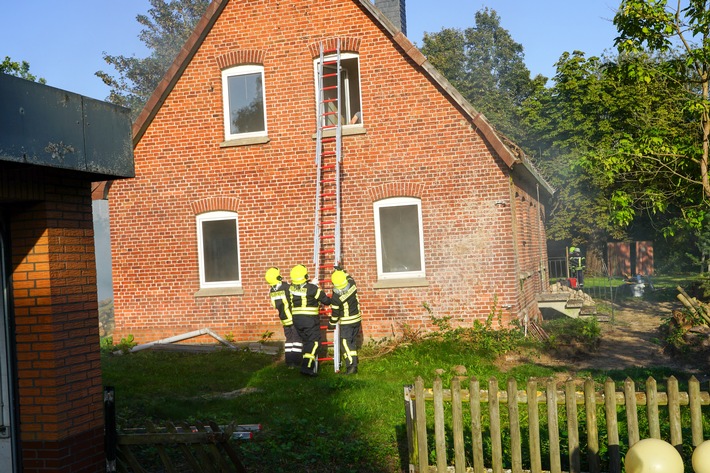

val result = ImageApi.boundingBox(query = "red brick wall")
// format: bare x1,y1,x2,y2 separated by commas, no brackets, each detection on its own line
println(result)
7,171,104,472
110,0,546,344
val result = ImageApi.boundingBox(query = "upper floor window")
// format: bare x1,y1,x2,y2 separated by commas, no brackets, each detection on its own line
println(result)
373,197,425,279
222,65,267,140
196,211,241,288
314,53,362,127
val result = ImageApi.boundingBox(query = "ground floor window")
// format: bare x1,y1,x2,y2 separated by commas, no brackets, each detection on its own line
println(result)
374,197,425,279
196,211,241,288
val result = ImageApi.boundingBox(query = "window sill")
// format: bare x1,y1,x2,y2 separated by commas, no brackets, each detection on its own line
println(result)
194,287,244,297
311,125,367,140
373,278,429,289
220,135,270,147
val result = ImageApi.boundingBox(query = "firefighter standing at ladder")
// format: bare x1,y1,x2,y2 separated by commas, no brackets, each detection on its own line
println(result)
329,269,362,375
264,267,303,368
289,264,331,377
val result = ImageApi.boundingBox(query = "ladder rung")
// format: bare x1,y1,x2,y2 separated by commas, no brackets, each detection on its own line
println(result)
319,249,335,254
322,164,336,169
317,357,334,362
322,85,338,92
320,235,335,240
323,98,337,104
322,72,338,79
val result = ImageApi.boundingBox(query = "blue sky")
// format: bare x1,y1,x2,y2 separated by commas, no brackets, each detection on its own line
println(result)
1,0,620,101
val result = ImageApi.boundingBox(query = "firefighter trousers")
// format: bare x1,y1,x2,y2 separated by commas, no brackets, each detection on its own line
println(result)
293,314,320,376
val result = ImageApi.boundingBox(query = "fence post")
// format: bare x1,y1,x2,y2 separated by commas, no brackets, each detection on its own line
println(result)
404,384,418,472
668,376,682,452
469,377,485,473
488,378,503,473
604,378,621,473
507,378,522,473
451,376,466,473
584,378,600,473
546,378,561,473
624,378,639,447
415,376,429,473
433,376,446,472
526,379,542,473
565,379,580,473
689,376,703,447
104,386,117,473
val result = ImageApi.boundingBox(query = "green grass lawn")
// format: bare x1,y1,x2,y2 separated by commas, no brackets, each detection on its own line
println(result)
102,320,701,472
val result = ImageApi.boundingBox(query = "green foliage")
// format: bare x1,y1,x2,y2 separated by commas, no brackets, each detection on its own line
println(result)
542,317,602,353
420,8,537,142
613,0,710,212
102,334,138,355
96,0,210,117
1,56,46,83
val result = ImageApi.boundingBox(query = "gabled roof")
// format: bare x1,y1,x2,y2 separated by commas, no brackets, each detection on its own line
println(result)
131,0,554,198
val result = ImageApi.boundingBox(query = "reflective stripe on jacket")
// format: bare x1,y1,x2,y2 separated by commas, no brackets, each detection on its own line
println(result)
330,277,361,325
269,282,293,326
289,282,330,316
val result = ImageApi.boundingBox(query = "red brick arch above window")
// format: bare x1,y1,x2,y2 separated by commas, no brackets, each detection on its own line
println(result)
308,37,361,57
216,50,266,70
191,197,241,215
368,182,425,202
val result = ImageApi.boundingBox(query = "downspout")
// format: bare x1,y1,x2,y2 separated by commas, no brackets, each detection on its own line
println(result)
508,176,525,335
536,183,546,292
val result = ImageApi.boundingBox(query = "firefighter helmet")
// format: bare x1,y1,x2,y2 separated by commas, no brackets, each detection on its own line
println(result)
290,264,309,284
264,267,281,286
331,270,348,290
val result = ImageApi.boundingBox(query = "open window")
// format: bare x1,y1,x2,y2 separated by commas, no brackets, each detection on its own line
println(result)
221,65,267,141
196,211,241,289
374,197,426,280
315,53,362,127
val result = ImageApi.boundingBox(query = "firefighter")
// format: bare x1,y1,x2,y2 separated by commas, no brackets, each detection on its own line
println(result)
264,267,302,368
569,246,585,288
329,269,362,375
289,264,331,376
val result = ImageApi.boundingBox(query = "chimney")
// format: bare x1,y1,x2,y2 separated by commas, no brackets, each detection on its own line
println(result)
374,0,407,35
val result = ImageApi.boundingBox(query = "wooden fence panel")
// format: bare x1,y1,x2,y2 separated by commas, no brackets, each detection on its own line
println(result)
404,375,710,473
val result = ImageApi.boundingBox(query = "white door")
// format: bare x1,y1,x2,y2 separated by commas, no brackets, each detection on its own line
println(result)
0,221,16,472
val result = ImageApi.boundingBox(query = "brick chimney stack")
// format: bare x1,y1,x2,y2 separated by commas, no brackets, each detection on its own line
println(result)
375,0,407,35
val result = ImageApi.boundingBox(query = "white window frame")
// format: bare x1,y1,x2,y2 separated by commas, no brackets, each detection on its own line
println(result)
373,197,426,280
221,65,267,141
196,211,242,289
313,52,363,127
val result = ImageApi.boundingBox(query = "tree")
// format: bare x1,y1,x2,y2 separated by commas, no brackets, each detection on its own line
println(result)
420,8,540,142
1,56,46,83
611,0,710,227
96,0,209,118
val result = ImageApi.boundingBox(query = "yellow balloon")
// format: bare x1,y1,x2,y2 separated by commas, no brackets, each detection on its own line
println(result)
625,438,683,473
693,440,710,473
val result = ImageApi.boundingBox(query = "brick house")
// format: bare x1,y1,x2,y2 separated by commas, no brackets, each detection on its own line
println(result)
0,74,133,472
109,0,553,346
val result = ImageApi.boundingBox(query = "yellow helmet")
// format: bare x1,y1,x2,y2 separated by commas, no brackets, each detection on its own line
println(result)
264,267,281,286
331,270,348,290
290,264,308,284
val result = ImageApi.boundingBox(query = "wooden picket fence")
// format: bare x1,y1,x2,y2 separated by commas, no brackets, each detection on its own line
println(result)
404,375,710,473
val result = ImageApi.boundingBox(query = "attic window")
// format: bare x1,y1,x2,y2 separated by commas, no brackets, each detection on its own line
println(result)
314,53,362,127
221,65,267,141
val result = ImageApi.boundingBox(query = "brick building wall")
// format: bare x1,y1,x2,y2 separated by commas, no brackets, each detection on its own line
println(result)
110,0,548,344
3,168,104,472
